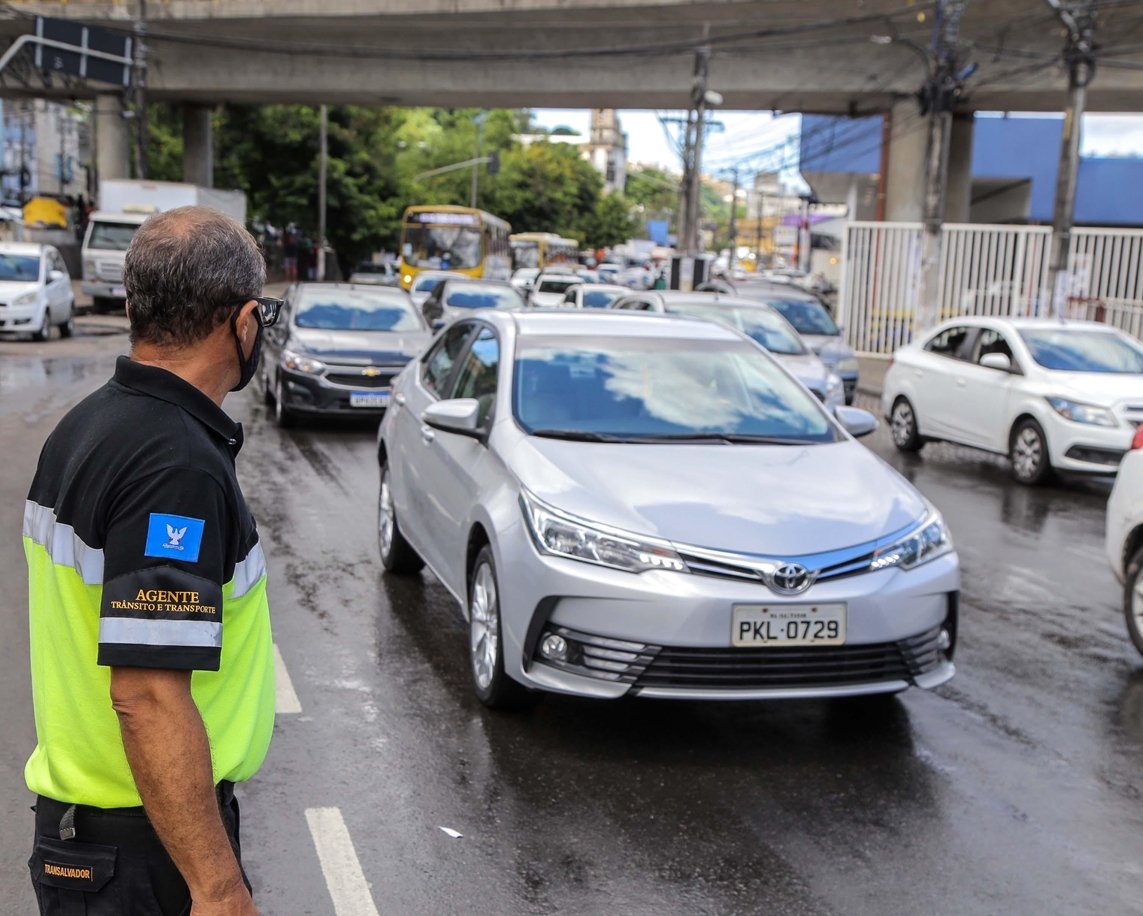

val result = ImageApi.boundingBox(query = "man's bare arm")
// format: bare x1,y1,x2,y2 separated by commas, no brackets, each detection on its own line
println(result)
110,666,257,914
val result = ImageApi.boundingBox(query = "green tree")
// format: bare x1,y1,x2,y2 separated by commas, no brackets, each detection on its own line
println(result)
625,166,680,228
144,104,185,182
581,193,638,248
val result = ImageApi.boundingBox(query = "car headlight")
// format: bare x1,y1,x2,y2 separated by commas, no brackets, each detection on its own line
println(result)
870,511,953,572
836,357,859,374
520,489,688,574
13,291,38,306
282,349,326,374
826,372,844,399
1046,396,1117,427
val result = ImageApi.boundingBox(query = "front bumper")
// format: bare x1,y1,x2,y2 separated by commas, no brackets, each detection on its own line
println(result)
278,366,401,415
495,521,959,700
1045,414,1132,475
0,301,42,330
81,281,125,299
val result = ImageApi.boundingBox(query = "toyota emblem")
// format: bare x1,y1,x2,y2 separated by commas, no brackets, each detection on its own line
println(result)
770,563,813,595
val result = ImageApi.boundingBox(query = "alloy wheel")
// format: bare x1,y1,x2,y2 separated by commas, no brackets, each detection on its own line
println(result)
1012,427,1043,479
469,562,499,691
378,472,395,559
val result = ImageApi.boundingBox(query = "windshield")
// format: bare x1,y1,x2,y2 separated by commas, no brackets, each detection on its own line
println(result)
88,221,140,252
444,282,523,310
664,302,807,355
403,225,481,270
413,275,448,294
767,298,839,336
537,278,581,294
294,288,424,332
0,254,40,281
511,241,540,269
514,335,834,442
1020,328,1143,374
582,289,624,309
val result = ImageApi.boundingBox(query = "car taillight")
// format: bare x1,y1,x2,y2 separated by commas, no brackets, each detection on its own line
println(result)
1132,426,1143,451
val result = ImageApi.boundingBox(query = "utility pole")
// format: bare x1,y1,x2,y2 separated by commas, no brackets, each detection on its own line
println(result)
470,112,487,210
1046,0,1097,317
317,104,327,282
683,47,711,255
914,0,970,332
727,167,739,270
133,0,148,179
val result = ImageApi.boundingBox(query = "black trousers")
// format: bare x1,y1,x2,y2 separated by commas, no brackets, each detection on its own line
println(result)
29,783,248,916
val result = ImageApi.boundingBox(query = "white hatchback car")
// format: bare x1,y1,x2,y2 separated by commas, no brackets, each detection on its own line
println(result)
0,242,74,341
883,317,1143,484
1106,432,1143,655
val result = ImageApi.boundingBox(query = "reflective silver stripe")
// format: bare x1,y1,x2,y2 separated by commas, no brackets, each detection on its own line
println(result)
23,500,104,585
230,541,266,600
99,617,222,649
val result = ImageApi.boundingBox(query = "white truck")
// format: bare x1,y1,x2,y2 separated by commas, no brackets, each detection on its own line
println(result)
81,180,248,312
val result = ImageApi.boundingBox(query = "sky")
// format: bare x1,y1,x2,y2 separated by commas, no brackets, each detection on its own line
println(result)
532,108,1143,182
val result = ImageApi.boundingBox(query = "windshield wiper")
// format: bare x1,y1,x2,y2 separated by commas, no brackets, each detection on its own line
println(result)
529,429,628,442
629,433,817,446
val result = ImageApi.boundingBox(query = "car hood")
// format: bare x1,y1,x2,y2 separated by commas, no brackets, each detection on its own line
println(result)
290,326,430,363
0,280,41,299
510,436,927,556
1039,370,1143,406
773,352,829,390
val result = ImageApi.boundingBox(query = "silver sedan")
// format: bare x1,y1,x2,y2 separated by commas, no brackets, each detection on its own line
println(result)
377,310,959,707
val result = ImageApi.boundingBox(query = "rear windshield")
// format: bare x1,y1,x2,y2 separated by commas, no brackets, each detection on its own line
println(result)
444,282,523,310
768,298,840,336
294,288,424,332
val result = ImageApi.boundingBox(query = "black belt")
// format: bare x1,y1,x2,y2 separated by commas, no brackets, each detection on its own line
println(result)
37,781,236,840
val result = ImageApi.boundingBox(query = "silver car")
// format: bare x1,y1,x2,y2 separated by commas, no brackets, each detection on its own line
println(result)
377,311,959,707
612,291,845,410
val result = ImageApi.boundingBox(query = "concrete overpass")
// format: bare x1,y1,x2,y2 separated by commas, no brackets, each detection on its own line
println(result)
1,0,1141,112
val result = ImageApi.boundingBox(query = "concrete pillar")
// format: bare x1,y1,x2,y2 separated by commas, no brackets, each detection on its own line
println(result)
95,92,130,186
182,104,213,187
945,113,974,224
884,99,926,222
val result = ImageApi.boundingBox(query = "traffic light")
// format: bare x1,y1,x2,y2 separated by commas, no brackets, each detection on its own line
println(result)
487,151,500,175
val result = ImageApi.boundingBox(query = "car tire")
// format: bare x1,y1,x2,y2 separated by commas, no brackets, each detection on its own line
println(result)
890,397,924,452
1009,418,1052,485
468,545,531,710
377,462,424,575
1122,545,1143,657
262,367,275,406
274,374,296,428
58,308,75,339
31,309,51,342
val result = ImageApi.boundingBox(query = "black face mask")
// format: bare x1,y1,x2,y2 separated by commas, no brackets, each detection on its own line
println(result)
231,309,263,392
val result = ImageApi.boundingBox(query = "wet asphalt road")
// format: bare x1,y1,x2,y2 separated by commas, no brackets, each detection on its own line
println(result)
2,325,1142,916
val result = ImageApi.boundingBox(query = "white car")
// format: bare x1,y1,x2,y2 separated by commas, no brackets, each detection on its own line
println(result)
510,268,539,291
561,283,630,309
882,317,1143,484
529,273,584,308
0,242,75,340
408,270,467,309
1107,433,1143,655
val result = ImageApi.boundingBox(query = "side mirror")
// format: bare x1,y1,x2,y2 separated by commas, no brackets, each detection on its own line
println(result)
422,398,482,437
834,405,878,439
979,352,1013,372
48,269,65,282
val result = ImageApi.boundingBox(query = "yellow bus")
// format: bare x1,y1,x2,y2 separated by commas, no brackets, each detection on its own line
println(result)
398,205,511,290
509,232,580,271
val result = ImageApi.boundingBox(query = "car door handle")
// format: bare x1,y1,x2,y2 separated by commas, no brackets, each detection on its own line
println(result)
420,425,435,444
956,378,967,387
394,392,406,407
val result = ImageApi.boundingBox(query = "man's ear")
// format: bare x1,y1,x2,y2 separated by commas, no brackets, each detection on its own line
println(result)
237,299,259,340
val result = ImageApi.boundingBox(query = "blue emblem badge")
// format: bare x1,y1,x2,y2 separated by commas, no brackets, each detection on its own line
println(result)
144,513,206,563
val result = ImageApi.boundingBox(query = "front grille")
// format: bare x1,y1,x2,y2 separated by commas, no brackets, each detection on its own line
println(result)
97,262,123,282
675,546,877,587
536,625,946,691
632,627,944,691
325,371,397,389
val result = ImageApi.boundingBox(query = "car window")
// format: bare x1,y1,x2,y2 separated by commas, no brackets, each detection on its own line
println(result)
449,327,499,426
422,323,474,396
925,326,973,360
614,298,650,311
767,298,839,336
0,253,41,281
1019,328,1143,374
665,302,807,356
973,329,1015,366
443,282,522,310
537,278,580,294
293,288,424,331
414,276,446,294
582,289,623,309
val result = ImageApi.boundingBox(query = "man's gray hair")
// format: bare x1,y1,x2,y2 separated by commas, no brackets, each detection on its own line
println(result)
124,206,266,347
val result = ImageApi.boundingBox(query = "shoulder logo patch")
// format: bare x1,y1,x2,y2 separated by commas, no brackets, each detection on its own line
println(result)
144,513,206,563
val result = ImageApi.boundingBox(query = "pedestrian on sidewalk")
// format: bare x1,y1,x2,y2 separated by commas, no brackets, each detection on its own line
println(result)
22,206,279,915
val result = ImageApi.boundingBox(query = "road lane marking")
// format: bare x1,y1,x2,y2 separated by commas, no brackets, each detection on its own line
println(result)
305,807,381,916
274,643,302,715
